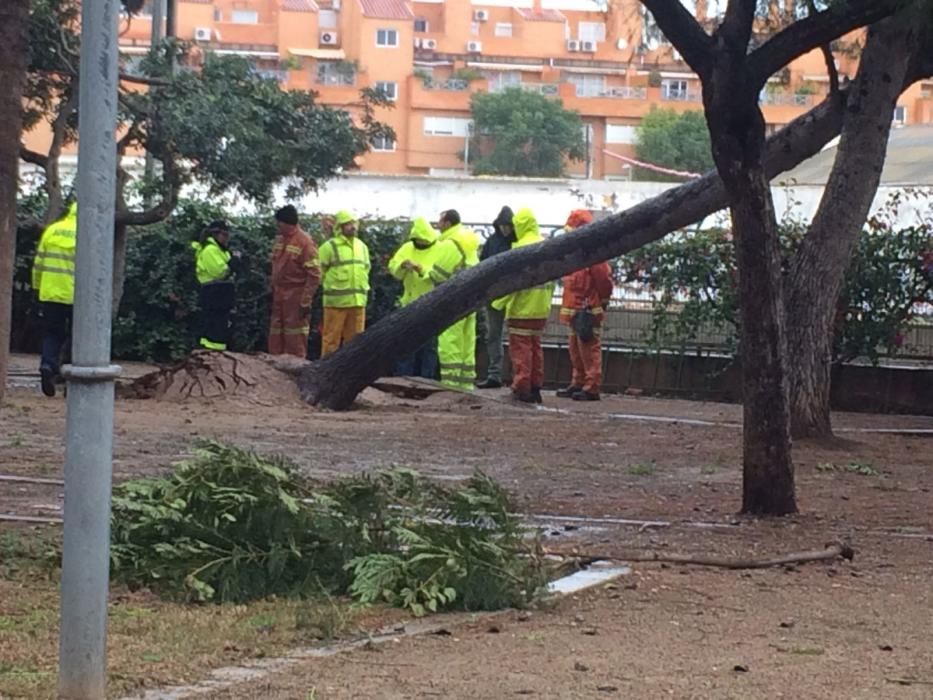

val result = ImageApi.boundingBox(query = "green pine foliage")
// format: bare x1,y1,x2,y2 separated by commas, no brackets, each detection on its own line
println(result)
110,442,549,614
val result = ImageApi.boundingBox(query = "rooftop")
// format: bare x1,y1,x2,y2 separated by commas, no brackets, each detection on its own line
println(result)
358,0,413,20
281,0,319,12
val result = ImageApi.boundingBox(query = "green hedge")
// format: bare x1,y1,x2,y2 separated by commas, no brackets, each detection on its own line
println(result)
14,200,406,362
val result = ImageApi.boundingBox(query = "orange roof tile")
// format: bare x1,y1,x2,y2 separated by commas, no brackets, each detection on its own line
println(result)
515,8,565,22
359,0,413,20
281,0,319,10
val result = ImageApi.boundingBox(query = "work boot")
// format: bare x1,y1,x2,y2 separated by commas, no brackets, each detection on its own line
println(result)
555,385,581,398
511,390,536,404
531,387,543,404
40,367,56,398
571,390,600,402
475,378,503,389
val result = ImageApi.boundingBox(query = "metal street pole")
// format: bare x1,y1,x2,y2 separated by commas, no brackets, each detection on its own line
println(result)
57,0,122,696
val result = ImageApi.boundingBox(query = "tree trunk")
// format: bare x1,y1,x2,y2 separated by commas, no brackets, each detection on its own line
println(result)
703,21,795,515
0,0,30,405
113,221,129,315
785,10,925,439
299,91,851,411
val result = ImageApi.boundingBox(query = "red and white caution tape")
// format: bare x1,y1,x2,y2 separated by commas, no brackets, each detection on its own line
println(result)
602,149,702,179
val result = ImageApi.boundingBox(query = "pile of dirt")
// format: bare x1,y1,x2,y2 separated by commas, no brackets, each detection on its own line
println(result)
117,351,304,407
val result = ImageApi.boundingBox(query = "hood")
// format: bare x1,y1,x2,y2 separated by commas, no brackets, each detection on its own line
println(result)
408,217,439,245
492,206,514,228
61,202,78,221
513,208,540,243
565,209,593,230
335,210,357,226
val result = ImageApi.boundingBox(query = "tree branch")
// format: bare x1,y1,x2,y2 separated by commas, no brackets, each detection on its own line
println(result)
114,154,180,227
718,0,757,49
747,0,902,87
19,147,48,168
638,0,715,77
806,0,840,94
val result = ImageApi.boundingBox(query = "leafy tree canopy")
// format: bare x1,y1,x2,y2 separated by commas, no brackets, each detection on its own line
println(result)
467,88,585,178
634,109,714,181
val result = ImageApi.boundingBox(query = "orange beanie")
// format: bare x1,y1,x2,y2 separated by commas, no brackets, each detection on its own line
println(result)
565,209,593,229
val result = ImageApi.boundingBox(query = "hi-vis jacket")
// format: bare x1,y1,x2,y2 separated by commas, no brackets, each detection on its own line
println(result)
439,222,480,269
32,203,78,305
191,236,232,285
388,218,442,306
319,233,371,308
491,208,554,321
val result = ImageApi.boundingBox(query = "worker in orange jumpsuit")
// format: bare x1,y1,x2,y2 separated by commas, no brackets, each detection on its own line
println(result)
556,210,614,401
268,205,322,357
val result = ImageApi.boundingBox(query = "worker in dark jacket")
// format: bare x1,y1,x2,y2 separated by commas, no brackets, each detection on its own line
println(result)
475,206,514,389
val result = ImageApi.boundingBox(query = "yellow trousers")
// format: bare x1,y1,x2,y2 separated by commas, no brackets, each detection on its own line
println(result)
321,306,365,356
438,313,476,390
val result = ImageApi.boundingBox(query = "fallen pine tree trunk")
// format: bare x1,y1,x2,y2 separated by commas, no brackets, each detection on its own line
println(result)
552,541,855,570
299,91,849,410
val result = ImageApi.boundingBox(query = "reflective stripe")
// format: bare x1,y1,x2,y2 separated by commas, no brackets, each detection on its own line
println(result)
431,264,452,281
283,326,311,335
323,288,368,297
327,259,368,267
33,264,75,276
199,337,226,351
285,245,303,254
561,306,604,315
41,252,75,262
509,327,543,337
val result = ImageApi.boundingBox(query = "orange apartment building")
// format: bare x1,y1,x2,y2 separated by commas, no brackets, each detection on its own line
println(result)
38,0,933,178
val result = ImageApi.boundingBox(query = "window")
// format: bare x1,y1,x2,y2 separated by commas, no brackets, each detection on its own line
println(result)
568,74,606,98
893,105,907,125
371,134,396,152
320,9,337,28
494,22,513,38
231,9,259,24
316,61,356,86
487,71,521,92
213,8,222,21
423,116,472,137
374,81,398,101
414,18,429,33
578,21,606,43
662,79,688,100
376,28,399,47
606,124,637,144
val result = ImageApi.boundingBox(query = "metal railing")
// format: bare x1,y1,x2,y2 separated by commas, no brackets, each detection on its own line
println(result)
315,72,356,86
519,82,560,96
661,90,701,102
760,92,814,107
421,78,470,91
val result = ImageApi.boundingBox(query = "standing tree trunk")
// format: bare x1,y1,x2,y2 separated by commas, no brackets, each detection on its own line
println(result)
300,91,853,410
785,9,926,439
701,6,796,515
0,0,30,404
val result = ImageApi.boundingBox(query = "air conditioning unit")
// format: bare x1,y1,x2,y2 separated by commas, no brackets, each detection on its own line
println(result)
580,40,596,52
320,31,338,46
616,38,628,50
466,40,482,53
422,38,438,50
473,9,489,21
193,26,211,42
566,39,580,52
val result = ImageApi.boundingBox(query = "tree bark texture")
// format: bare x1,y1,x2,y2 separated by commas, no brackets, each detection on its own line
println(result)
299,93,850,411
785,8,928,439
0,0,30,404
699,4,797,515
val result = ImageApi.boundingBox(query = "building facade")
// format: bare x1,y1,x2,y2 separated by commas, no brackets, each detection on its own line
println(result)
28,0,933,178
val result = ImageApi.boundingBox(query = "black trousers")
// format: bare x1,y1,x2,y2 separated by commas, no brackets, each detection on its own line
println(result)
39,302,73,374
198,281,235,350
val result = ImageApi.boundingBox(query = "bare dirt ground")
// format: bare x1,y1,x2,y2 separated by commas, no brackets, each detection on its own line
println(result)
2,354,933,699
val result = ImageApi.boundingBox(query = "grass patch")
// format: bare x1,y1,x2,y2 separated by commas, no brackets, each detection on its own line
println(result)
815,461,879,476
626,462,658,476
0,529,391,699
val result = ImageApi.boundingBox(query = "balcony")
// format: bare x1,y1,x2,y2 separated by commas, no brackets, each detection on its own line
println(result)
519,82,560,97
760,91,814,107
421,78,471,91
575,86,647,100
661,90,701,103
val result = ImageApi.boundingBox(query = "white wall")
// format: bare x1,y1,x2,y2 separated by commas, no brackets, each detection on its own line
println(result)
285,173,932,230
